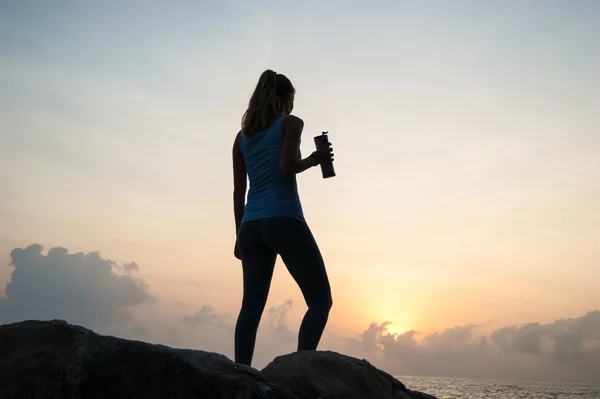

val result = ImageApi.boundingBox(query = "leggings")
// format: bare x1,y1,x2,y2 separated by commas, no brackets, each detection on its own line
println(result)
234,216,333,367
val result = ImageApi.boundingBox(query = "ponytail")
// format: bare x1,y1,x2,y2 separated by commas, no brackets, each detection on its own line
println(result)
241,69,295,135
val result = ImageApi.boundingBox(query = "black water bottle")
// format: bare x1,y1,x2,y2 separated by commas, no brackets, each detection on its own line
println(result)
313,131,336,178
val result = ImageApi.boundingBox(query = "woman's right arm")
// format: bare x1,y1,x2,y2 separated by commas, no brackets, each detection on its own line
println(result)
279,115,320,175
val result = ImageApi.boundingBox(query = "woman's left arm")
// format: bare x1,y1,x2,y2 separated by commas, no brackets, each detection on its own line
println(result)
232,133,247,237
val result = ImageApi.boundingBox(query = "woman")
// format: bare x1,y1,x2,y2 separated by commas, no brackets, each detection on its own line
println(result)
232,69,334,367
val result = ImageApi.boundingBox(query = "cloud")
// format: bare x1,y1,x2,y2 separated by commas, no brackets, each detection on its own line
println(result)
0,244,153,331
350,311,600,383
173,299,298,366
362,321,393,352
266,299,295,342
122,261,140,274
181,305,234,329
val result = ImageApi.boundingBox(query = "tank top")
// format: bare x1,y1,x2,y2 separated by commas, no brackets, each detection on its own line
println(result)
238,115,305,223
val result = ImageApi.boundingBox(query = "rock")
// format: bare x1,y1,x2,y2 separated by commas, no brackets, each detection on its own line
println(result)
0,319,296,399
262,350,438,399
0,320,438,399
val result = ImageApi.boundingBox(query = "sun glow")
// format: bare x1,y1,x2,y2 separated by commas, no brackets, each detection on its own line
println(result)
385,323,409,336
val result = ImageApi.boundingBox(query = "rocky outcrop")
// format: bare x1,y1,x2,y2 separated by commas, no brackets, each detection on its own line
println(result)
262,350,437,399
0,319,437,399
0,319,294,399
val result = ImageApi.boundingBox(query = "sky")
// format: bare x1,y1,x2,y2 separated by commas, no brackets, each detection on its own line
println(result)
1,0,599,384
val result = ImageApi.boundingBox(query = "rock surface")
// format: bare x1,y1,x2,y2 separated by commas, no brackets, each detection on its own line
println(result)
263,350,437,399
0,319,438,399
0,319,295,399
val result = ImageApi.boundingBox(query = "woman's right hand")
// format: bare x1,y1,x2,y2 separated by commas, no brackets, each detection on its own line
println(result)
310,143,334,166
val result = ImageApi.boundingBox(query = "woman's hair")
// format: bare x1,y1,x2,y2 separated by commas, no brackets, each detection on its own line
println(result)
241,69,295,135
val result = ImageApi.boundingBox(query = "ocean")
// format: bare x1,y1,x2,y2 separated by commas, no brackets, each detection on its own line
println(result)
398,376,600,399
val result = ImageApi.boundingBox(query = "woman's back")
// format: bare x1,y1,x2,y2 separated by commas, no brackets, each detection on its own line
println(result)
239,115,304,223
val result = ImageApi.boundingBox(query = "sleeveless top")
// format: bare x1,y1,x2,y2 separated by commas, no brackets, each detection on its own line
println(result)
238,115,305,223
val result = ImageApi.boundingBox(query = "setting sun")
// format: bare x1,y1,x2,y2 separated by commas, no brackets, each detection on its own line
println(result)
385,323,409,337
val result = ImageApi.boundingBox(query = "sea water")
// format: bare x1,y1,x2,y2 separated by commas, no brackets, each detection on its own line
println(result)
398,375,600,399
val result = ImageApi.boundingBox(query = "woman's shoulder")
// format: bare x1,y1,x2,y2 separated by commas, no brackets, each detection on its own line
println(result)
282,114,304,129
234,130,248,151
234,130,243,142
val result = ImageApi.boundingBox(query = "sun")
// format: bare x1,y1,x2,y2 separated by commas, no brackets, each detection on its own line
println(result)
385,323,408,336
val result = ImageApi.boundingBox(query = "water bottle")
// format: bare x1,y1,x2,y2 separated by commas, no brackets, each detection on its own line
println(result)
313,131,336,178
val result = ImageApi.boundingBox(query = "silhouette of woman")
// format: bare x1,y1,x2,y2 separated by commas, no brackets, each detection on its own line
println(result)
232,69,334,367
